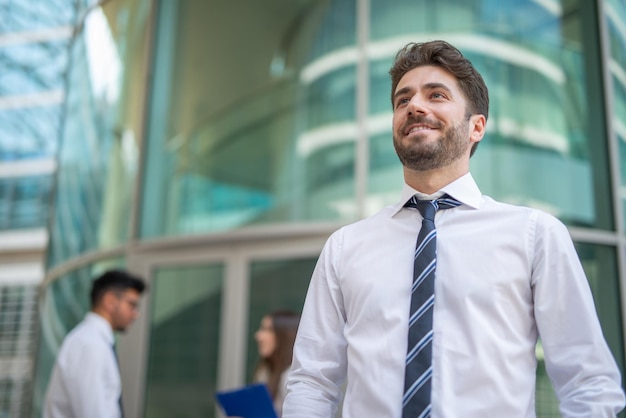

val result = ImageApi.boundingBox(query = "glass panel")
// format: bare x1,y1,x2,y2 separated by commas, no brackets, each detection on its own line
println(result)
367,0,612,229
245,257,316,382
0,379,15,417
0,34,67,163
0,40,69,96
144,264,224,418
0,0,75,34
0,2,72,198
0,175,53,230
141,0,358,238
535,342,560,417
30,259,125,418
0,284,37,417
47,0,152,268
575,243,625,388
0,106,61,160
605,0,626,231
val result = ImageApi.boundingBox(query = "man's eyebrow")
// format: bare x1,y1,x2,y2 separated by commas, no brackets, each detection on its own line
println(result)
393,82,453,102
393,86,412,102
423,82,452,93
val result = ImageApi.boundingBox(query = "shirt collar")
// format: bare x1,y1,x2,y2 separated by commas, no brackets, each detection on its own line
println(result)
85,311,115,345
392,172,482,216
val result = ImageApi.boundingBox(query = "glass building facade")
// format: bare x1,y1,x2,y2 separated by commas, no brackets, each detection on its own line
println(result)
32,0,626,417
0,0,74,416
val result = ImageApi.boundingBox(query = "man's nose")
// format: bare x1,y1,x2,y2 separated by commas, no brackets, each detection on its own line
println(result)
408,95,427,115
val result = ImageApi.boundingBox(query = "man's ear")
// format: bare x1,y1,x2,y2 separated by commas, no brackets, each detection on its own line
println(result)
469,114,486,144
100,290,118,312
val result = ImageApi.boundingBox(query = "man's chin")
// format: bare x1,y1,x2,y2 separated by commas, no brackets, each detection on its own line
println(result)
398,153,440,171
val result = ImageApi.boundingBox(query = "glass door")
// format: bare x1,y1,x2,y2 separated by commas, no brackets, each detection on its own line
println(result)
244,257,317,384
124,235,325,418
144,263,225,418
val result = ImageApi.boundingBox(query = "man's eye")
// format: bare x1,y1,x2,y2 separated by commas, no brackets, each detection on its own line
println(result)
431,92,445,99
396,98,409,107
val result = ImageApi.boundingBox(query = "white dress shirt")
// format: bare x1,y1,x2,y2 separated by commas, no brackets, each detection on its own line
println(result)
44,312,122,418
283,173,625,418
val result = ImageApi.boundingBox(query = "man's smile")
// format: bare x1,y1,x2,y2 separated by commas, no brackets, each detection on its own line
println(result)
406,124,436,134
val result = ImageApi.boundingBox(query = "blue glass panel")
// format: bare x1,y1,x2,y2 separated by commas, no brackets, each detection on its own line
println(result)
0,0,75,34
0,175,53,230
0,106,61,160
0,39,70,95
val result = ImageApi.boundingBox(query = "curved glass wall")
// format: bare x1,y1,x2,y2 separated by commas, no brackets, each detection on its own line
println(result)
142,0,613,238
141,0,358,237
47,0,152,268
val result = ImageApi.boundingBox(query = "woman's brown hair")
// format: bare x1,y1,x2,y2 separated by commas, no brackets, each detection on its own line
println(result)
254,310,300,400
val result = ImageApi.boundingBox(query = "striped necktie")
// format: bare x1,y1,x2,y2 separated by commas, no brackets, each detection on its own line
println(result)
112,343,125,418
402,194,461,418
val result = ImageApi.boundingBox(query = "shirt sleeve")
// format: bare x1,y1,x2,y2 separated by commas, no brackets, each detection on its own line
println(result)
63,341,122,418
532,212,625,417
282,230,348,418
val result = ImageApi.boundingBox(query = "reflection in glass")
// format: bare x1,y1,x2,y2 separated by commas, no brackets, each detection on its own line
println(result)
141,0,358,238
144,264,224,418
48,0,151,268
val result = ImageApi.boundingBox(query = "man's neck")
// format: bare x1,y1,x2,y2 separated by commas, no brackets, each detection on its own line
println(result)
92,308,114,330
403,165,469,195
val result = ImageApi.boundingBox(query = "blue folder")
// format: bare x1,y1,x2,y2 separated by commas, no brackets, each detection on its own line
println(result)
216,383,278,418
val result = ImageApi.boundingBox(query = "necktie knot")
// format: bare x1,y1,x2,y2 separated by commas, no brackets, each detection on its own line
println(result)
404,194,461,221
416,201,436,222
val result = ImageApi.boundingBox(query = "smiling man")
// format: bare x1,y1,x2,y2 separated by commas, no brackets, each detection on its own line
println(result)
44,269,146,418
282,40,625,418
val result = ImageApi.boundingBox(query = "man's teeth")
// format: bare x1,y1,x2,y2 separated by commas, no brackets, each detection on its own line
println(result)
409,126,431,133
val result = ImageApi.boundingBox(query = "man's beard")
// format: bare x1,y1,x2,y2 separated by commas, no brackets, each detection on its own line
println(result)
393,116,469,171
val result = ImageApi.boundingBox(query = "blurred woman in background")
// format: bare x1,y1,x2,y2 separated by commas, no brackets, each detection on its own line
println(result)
253,310,300,417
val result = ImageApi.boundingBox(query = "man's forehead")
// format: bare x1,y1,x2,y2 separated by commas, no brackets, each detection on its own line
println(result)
396,65,458,91
124,288,140,298
111,287,140,298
